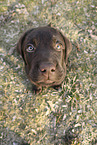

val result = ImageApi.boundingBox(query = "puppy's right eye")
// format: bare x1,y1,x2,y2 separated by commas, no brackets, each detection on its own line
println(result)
26,45,35,52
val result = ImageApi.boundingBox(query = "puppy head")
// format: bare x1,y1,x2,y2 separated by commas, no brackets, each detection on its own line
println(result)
16,25,72,87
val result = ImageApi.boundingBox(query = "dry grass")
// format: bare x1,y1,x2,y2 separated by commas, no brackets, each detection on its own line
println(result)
0,0,97,144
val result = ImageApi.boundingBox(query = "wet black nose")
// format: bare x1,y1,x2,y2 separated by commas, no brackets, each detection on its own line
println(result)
39,63,56,76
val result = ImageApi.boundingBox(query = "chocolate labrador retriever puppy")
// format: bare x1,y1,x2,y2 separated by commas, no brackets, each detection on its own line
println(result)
16,25,72,93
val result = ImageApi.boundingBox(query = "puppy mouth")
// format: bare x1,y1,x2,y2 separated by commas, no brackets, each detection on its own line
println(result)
45,80,54,84
36,80,55,86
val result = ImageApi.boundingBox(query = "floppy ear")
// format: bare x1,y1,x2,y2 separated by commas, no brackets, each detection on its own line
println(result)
16,29,34,64
62,35,72,64
16,29,31,55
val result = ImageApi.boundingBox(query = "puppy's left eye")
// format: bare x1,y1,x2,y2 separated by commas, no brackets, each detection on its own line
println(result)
26,45,35,52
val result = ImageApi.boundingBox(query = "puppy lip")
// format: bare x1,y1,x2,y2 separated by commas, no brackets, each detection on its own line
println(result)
45,80,55,84
36,80,55,85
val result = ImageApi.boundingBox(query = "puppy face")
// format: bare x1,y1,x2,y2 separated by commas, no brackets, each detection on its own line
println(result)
17,26,72,92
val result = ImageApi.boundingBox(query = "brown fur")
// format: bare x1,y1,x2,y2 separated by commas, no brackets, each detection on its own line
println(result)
16,25,72,93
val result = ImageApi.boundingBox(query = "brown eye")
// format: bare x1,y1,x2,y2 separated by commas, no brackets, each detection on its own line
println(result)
26,44,35,52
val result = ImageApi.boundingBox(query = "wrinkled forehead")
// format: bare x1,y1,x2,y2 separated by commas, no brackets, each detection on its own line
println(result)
25,27,64,45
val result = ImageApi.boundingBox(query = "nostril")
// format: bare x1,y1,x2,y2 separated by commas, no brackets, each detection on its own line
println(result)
41,68,46,73
51,68,55,72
